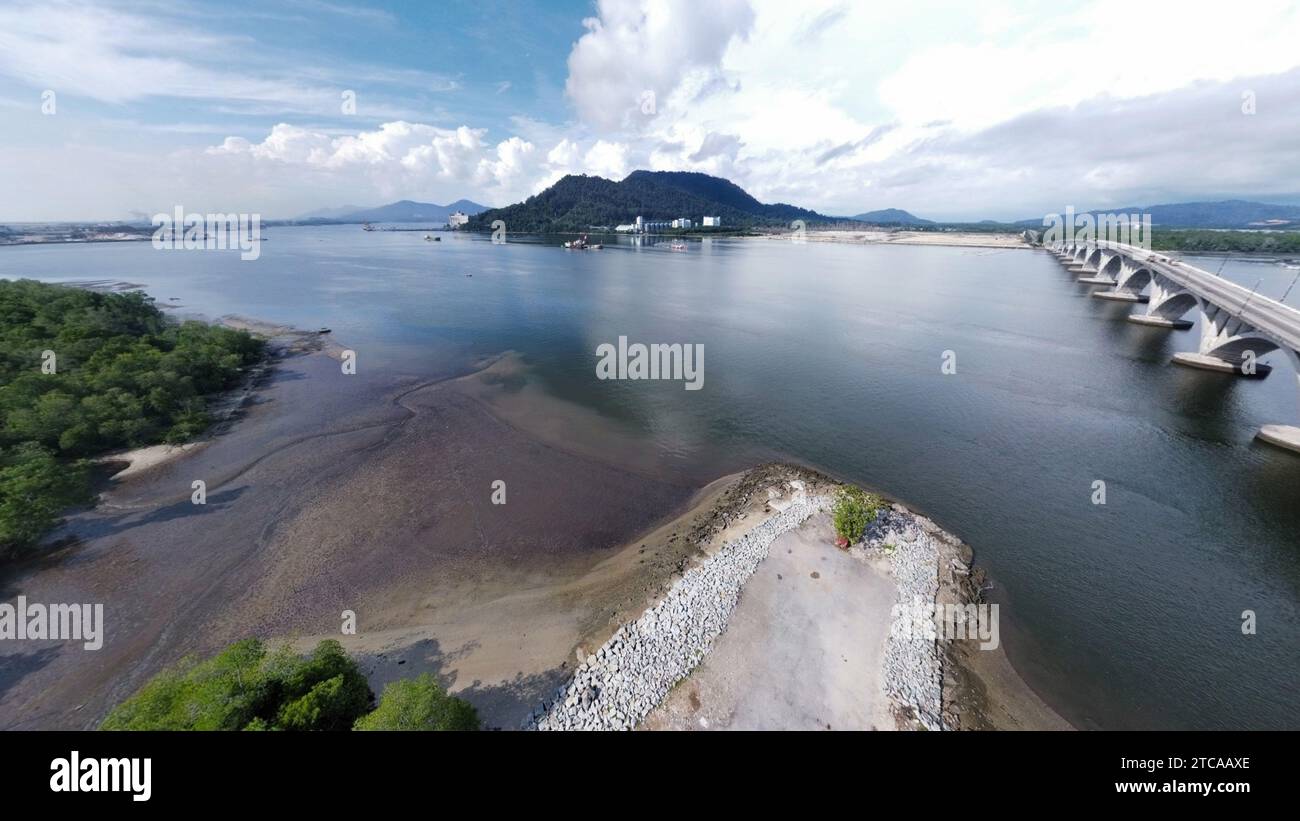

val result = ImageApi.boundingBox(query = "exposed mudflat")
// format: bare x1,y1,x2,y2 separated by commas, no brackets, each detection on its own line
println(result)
0,346,709,729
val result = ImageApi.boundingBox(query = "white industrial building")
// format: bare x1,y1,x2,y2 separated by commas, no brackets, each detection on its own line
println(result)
702,216,721,227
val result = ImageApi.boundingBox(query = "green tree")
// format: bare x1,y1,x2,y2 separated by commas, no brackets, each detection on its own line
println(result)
0,279,264,556
354,673,480,731
0,444,90,551
101,639,375,731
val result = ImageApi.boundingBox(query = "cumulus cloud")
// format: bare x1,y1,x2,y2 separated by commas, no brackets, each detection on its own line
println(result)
554,0,1300,218
199,124,638,213
565,0,756,130
6,0,1300,221
582,140,632,179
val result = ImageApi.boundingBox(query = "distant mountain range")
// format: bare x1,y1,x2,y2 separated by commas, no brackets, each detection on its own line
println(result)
850,208,933,225
1015,200,1300,230
467,171,830,232
293,189,1300,235
299,199,488,223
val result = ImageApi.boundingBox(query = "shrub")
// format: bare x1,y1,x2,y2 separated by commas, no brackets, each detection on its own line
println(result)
832,484,882,544
354,673,480,731
101,639,373,731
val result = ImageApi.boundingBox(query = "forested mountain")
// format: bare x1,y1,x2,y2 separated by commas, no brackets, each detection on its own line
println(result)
466,171,829,232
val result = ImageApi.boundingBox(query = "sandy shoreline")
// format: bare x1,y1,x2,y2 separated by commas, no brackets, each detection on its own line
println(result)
751,229,1033,250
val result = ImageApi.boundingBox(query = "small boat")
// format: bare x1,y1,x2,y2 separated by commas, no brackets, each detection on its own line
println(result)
670,241,687,252
424,234,433,241
564,233,601,250
318,327,331,334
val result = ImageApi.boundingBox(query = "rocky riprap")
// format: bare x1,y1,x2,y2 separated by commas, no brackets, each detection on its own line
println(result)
524,479,956,731
858,503,946,730
525,486,827,731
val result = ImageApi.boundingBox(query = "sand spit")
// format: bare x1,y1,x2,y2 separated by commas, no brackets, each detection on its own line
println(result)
754,230,1031,249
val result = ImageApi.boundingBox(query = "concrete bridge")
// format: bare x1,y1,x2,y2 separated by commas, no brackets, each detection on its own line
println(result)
1049,239,1300,454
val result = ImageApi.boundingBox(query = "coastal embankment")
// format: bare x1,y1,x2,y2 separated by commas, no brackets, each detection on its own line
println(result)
525,464,1071,731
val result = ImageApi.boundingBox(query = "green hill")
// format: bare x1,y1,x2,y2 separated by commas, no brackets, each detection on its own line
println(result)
466,171,829,232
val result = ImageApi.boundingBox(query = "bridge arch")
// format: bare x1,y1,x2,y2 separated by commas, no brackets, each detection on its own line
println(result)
1150,290,1197,321
1098,254,1124,279
1115,265,1152,295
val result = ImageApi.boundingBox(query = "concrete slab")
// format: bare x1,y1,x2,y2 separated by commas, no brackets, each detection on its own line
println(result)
1093,290,1149,303
1077,276,1118,286
1127,314,1193,329
1172,351,1272,377
1257,424,1300,454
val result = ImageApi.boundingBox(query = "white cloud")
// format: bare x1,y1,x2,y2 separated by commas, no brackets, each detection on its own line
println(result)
556,0,1300,217
0,0,451,115
5,0,1300,221
547,138,583,168
565,0,756,130
477,136,537,188
582,140,632,179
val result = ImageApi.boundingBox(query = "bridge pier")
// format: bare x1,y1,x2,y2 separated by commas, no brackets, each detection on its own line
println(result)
1129,315,1191,328
1094,260,1151,302
1080,252,1124,285
1256,351,1300,454
1046,241,1300,456
1170,299,1275,378
1073,245,1104,274
1095,291,1149,302
1127,273,1195,329
1123,272,1190,323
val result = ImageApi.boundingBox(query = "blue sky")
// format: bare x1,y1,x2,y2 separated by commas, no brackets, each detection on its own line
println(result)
3,0,1300,221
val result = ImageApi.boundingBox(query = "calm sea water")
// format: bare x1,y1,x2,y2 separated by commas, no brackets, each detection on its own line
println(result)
3,225,1298,729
